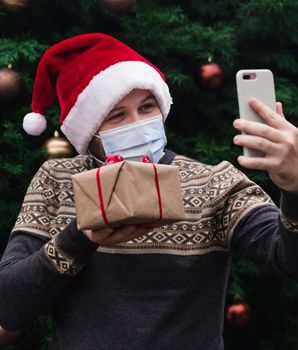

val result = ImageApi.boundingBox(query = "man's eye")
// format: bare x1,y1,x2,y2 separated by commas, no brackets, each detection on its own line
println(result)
140,103,154,110
108,112,124,120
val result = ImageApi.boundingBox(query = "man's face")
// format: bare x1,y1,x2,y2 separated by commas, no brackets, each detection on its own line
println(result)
99,89,161,132
88,89,161,160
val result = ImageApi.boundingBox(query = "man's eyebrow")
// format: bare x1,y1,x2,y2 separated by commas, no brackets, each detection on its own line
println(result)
139,93,155,103
109,105,125,113
109,93,156,113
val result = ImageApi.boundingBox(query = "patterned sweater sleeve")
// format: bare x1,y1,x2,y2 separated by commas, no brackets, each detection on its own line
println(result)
0,161,98,331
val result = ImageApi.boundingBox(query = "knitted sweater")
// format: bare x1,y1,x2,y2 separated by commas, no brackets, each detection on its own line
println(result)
1,149,298,350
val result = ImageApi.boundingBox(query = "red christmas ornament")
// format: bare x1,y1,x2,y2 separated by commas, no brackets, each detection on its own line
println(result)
225,301,251,327
103,0,136,14
197,60,224,90
142,155,151,163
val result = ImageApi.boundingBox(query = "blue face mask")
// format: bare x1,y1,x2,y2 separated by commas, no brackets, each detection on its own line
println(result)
95,114,167,163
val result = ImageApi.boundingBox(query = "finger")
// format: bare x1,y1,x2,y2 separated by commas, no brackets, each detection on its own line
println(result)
276,102,285,117
233,118,283,143
237,155,275,171
104,225,138,242
110,225,136,238
233,134,279,155
83,227,114,237
119,225,138,233
125,226,152,238
249,98,286,129
83,227,114,243
106,226,150,243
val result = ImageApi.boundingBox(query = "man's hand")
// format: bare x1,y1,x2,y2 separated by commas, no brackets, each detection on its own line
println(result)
233,98,298,192
82,224,153,245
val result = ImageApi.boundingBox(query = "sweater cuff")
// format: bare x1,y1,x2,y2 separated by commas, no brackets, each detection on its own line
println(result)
280,190,298,233
280,190,298,220
57,219,99,261
44,219,98,276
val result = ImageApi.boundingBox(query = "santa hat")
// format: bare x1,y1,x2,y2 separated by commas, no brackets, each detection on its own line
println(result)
23,33,172,154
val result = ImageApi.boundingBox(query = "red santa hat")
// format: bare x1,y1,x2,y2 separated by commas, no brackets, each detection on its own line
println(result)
23,33,172,154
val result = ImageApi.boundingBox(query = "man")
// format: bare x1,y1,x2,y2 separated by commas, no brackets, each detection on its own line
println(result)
0,33,298,350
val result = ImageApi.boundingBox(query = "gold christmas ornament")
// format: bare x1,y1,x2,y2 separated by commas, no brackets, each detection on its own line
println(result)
0,326,19,346
0,67,22,101
0,0,30,12
43,131,75,159
103,0,136,14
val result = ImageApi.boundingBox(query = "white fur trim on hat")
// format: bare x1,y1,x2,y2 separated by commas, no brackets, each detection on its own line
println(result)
61,61,172,154
23,112,47,136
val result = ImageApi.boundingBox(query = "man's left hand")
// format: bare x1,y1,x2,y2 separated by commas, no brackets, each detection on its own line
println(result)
233,98,298,192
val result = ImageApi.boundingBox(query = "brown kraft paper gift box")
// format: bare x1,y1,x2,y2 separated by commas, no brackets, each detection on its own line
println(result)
72,160,185,230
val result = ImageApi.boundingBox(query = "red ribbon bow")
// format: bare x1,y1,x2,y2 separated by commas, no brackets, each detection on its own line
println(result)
105,154,151,164
105,154,124,164
96,154,162,225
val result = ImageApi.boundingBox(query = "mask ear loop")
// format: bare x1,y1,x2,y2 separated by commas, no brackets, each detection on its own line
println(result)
87,151,105,165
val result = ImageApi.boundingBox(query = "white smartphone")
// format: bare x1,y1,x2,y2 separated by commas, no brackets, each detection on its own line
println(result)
236,69,276,157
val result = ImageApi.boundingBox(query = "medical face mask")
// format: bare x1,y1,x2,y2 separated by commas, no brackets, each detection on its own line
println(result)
94,114,167,163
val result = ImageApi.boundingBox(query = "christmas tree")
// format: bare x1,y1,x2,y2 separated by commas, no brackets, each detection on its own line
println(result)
1,0,298,348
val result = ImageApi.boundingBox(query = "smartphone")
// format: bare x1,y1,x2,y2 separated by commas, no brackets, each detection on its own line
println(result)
236,69,276,157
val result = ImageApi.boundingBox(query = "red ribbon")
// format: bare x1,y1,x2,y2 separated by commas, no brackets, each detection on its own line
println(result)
96,156,163,225
96,166,109,225
152,163,163,220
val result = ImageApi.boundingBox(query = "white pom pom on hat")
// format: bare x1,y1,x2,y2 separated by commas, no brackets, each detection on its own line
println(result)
23,112,47,136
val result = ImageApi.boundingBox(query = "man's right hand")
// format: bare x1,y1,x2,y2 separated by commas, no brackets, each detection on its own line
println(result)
82,224,153,245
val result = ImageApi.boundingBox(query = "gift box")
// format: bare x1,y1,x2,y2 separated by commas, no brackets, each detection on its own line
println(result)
72,159,185,230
